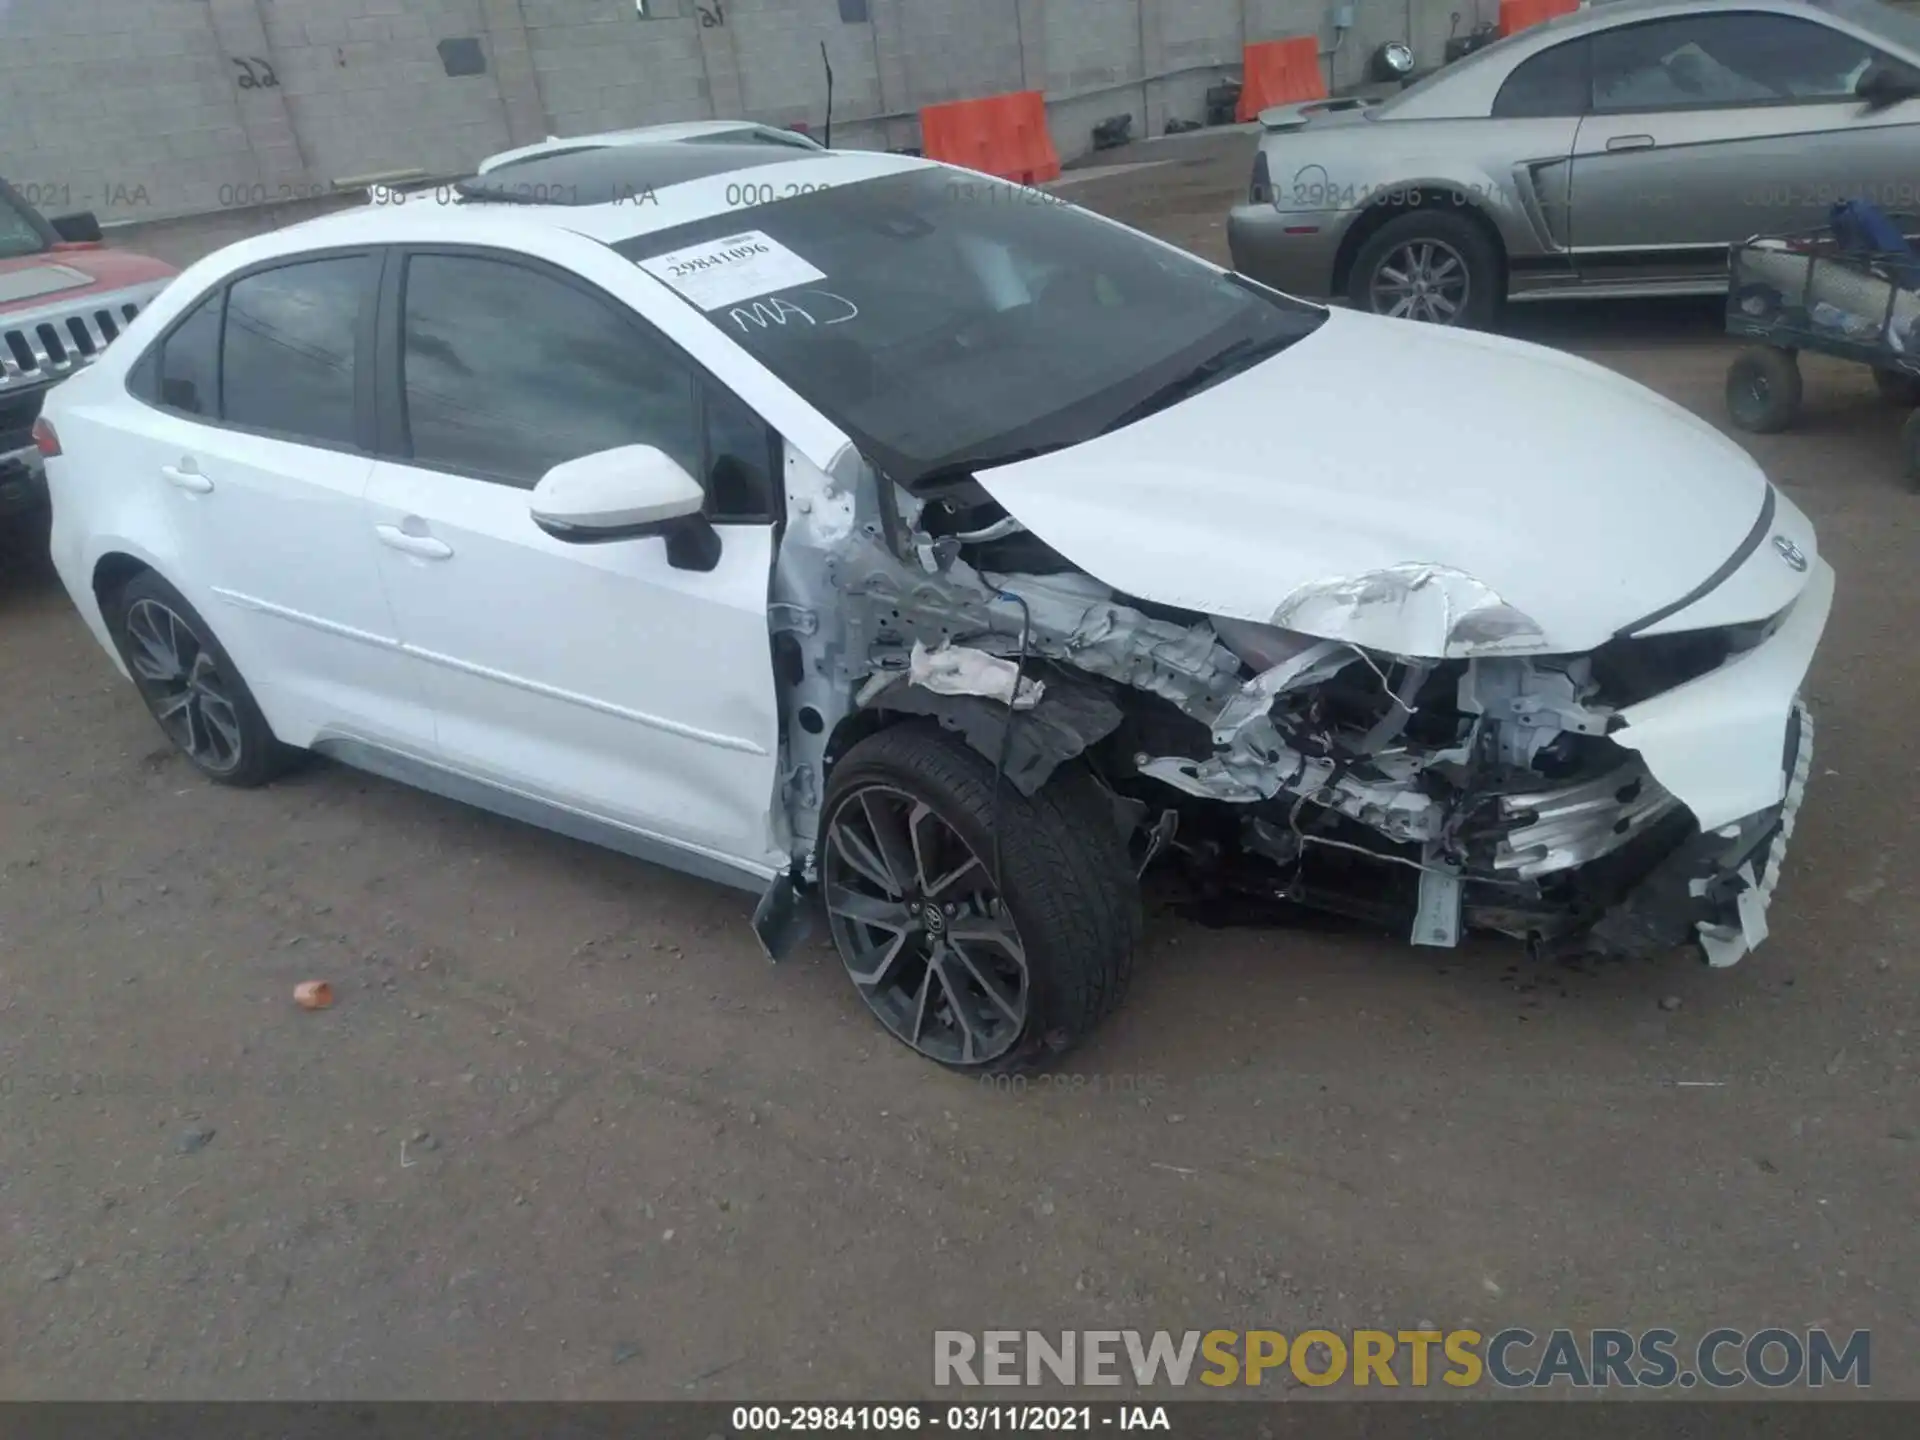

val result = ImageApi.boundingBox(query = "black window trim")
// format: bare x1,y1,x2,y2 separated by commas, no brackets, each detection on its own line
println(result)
373,241,784,526
1585,12,1903,116
126,244,384,459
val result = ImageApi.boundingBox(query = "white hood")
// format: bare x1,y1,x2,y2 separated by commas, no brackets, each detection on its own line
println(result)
975,309,1816,657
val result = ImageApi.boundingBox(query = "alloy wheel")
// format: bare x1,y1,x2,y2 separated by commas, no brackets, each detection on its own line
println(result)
123,598,244,774
1369,238,1471,324
821,783,1029,1067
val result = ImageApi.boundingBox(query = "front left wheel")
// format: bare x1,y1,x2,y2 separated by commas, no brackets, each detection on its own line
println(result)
105,569,295,787
819,724,1139,1073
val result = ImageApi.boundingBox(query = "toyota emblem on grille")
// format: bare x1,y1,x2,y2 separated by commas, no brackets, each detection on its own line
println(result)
1772,535,1808,572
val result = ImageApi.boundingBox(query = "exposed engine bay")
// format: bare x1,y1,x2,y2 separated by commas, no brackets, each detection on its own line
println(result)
765,449,1818,969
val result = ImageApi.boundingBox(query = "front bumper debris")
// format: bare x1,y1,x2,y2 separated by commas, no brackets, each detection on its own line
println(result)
1590,698,1813,966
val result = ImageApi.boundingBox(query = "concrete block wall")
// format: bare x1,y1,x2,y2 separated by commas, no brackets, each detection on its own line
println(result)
522,0,711,138
0,0,265,222
0,0,1477,224
251,0,515,183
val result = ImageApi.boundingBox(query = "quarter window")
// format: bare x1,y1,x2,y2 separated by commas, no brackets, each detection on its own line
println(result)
221,256,368,446
156,291,223,417
1591,14,1880,111
1493,39,1591,118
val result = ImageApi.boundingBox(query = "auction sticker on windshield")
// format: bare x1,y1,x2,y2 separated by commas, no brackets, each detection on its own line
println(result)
638,230,827,311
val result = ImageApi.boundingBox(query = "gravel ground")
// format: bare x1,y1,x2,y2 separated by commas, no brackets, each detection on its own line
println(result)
2,130,1917,1400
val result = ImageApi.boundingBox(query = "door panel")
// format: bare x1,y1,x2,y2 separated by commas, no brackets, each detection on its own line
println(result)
122,256,432,751
365,461,783,868
1570,104,1915,283
1569,10,1920,285
149,419,434,750
365,248,785,871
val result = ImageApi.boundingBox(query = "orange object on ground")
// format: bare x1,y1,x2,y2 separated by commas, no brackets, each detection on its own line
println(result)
1499,0,1579,36
919,90,1061,185
1236,37,1327,123
294,981,334,1010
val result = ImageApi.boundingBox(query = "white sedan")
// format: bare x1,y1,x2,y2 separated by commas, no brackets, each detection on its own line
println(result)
38,141,1831,1071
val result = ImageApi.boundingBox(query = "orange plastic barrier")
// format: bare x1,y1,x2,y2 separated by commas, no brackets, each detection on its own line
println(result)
1236,37,1327,123
1498,0,1579,36
919,91,1061,185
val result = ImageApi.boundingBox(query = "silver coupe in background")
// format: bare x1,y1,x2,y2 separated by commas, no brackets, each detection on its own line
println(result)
1228,0,1920,326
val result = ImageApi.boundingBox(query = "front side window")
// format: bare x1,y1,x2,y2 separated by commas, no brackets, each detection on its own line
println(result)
1493,39,1592,117
400,254,704,492
222,256,368,446
1591,14,1879,111
616,167,1326,486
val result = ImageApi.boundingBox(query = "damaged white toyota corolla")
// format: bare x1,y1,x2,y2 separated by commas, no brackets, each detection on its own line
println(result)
39,143,1830,1073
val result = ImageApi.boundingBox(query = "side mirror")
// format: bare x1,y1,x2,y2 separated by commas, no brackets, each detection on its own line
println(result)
529,445,719,570
1855,62,1920,112
49,211,104,245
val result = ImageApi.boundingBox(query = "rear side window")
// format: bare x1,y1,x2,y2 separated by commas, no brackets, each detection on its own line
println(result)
156,292,223,416
1493,39,1592,117
221,257,367,446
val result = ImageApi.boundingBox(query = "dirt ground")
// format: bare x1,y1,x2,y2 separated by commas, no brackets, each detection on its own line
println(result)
3,131,1918,1401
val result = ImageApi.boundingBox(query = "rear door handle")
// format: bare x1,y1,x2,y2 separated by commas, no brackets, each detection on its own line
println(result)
375,523,453,561
161,463,213,494
1605,134,1656,151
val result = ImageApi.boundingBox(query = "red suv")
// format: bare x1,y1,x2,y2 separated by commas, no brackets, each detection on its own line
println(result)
2,177,176,529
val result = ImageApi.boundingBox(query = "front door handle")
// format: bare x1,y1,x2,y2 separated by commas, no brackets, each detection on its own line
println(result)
161,463,213,494
1605,133,1656,151
375,524,453,561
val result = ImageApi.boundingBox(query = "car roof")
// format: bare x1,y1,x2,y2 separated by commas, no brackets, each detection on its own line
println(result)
461,141,823,204
477,120,818,174
1454,0,1918,44
255,145,938,259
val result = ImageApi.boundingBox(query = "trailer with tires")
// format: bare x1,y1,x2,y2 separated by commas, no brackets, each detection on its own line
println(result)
1723,210,1920,488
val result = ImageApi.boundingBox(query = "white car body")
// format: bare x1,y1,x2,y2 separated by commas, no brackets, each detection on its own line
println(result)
475,120,826,175
40,141,1831,1049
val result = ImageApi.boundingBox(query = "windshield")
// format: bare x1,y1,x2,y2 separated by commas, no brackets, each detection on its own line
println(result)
615,167,1325,484
0,179,54,261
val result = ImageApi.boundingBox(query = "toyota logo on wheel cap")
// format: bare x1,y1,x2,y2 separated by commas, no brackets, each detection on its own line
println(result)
1773,535,1808,572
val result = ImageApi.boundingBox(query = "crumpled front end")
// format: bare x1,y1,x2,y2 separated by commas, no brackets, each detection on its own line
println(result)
781,458,1832,969
1590,700,1814,967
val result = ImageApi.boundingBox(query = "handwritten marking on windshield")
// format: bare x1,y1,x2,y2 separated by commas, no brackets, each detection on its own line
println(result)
802,290,860,324
728,291,860,333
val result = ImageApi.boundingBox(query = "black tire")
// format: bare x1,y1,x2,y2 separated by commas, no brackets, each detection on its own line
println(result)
1902,408,1920,492
0,500,52,569
1873,367,1920,408
105,569,295,788
1347,209,1502,328
819,723,1139,1074
1726,347,1802,433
